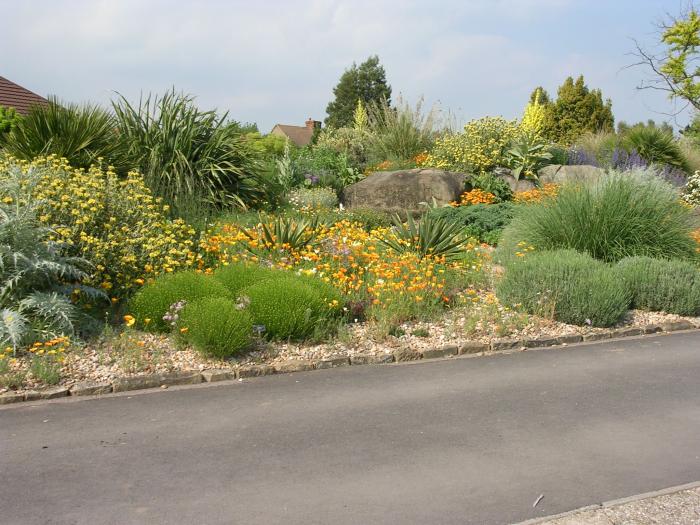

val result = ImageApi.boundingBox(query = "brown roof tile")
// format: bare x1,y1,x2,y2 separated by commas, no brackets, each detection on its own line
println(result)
0,76,48,115
271,124,314,147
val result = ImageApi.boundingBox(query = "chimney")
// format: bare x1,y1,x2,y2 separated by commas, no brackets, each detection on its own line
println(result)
305,118,321,130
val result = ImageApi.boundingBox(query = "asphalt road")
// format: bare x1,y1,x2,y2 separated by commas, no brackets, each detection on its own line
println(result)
2,331,700,525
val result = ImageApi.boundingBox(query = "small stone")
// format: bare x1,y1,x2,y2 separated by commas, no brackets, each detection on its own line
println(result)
642,324,662,334
159,371,202,386
490,338,521,351
39,386,69,399
392,348,421,362
421,345,458,359
112,374,164,393
0,392,24,405
524,336,558,348
238,364,275,378
556,334,583,345
316,357,350,369
70,382,113,396
610,327,643,339
24,391,41,401
273,360,315,374
459,341,489,355
661,320,695,332
350,354,394,365
583,332,611,342
201,369,235,382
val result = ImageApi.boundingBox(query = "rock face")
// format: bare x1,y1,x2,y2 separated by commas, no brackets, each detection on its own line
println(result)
492,167,537,193
538,164,605,185
342,169,467,214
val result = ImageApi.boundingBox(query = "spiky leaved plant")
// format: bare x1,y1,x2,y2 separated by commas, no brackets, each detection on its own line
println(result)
379,213,467,261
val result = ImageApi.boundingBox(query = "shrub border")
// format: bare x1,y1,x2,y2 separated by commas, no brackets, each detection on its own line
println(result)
1,320,698,406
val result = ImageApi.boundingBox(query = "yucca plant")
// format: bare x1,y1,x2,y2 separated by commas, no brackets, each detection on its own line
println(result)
379,213,467,261
113,90,266,214
623,126,689,173
242,215,320,253
0,97,124,171
0,168,104,351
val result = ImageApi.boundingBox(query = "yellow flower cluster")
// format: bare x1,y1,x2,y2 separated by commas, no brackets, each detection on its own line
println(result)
0,156,200,300
521,89,547,138
451,189,496,206
424,116,520,174
514,241,536,258
513,183,559,203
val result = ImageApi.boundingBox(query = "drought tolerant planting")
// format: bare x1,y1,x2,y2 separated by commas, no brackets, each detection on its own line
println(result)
1,47,700,400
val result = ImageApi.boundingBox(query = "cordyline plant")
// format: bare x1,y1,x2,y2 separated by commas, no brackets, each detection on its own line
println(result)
379,213,467,261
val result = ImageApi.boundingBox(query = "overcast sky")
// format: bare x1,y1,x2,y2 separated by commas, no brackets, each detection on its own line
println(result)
1,0,693,132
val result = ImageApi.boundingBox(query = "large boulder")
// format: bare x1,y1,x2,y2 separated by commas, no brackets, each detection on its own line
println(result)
538,164,605,185
492,167,536,193
342,169,467,214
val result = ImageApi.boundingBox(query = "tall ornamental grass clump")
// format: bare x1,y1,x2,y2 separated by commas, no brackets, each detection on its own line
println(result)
177,297,253,358
499,170,698,263
129,272,231,332
617,256,700,316
497,250,630,327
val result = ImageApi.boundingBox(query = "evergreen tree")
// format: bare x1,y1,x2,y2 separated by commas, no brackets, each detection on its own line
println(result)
325,56,392,128
542,76,614,144
528,86,551,105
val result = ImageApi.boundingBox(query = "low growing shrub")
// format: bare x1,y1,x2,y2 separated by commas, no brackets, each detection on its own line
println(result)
496,249,631,327
129,271,231,332
499,170,698,263
241,276,343,340
212,262,285,296
427,203,515,245
617,256,700,316
178,297,253,358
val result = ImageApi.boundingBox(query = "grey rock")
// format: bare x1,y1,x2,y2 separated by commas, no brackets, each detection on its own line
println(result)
583,332,612,342
112,374,163,393
556,334,583,345
39,386,69,399
538,164,605,185
350,354,394,365
201,370,235,382
524,336,559,348
421,345,458,359
342,169,467,215
159,371,202,386
23,390,41,401
315,357,350,369
70,382,113,396
492,168,537,193
238,365,275,378
459,341,489,355
392,348,422,362
490,338,522,351
0,392,24,405
273,360,315,374
661,320,696,332
642,324,663,334
610,327,643,339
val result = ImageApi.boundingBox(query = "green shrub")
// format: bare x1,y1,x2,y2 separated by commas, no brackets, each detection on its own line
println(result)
623,126,689,172
320,207,393,230
497,249,630,327
379,214,467,261
129,271,231,332
499,170,698,263
212,263,285,296
178,297,253,358
242,276,343,340
468,173,514,202
617,256,700,316
427,203,515,244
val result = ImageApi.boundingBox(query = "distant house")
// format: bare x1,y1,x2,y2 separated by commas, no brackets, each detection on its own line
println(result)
0,76,48,115
270,118,321,147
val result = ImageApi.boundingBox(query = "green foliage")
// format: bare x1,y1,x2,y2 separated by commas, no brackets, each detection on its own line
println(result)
129,271,231,332
623,125,689,172
287,187,338,211
617,256,700,316
1,97,123,171
573,131,620,166
315,126,372,169
542,76,614,145
499,170,698,263
293,145,361,192
178,297,253,357
468,173,514,203
113,90,265,214
497,249,630,327
0,174,102,349
29,354,62,385
528,86,551,105
427,203,516,245
504,133,553,182
617,119,673,135
325,55,392,128
380,214,468,261
242,276,343,340
212,262,285,296
245,132,289,159
366,96,437,162
0,105,21,134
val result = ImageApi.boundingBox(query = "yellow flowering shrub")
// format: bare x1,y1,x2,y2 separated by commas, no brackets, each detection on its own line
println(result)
0,156,200,300
424,117,520,174
521,89,547,138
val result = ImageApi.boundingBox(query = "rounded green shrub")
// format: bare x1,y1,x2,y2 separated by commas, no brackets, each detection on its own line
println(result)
496,249,631,327
178,297,253,358
241,276,344,340
499,170,698,263
617,256,700,316
129,271,231,332
212,262,286,296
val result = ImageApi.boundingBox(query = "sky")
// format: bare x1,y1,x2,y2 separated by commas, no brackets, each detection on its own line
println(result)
1,0,694,132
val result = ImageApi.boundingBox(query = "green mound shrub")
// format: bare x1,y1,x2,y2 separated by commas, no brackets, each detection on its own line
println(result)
499,170,698,263
212,263,285,296
178,297,253,358
242,276,344,340
496,249,631,327
427,202,515,244
617,256,700,316
129,271,231,332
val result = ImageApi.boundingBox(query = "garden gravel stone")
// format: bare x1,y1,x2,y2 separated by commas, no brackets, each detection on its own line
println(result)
201,370,235,382
159,371,202,386
490,338,521,351
392,348,422,362
70,382,113,396
459,341,489,354
112,374,164,393
273,360,315,374
315,357,350,369
524,335,559,348
661,320,696,332
38,386,69,399
350,354,394,365
421,345,458,359
556,334,583,345
238,364,275,378
0,392,24,405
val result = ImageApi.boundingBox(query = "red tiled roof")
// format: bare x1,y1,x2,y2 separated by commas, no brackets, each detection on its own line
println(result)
0,76,48,115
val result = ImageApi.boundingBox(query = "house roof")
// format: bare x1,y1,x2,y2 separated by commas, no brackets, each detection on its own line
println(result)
0,76,48,115
272,124,314,147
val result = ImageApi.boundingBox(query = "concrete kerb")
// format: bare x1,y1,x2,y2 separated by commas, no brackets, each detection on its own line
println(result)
1,324,698,406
